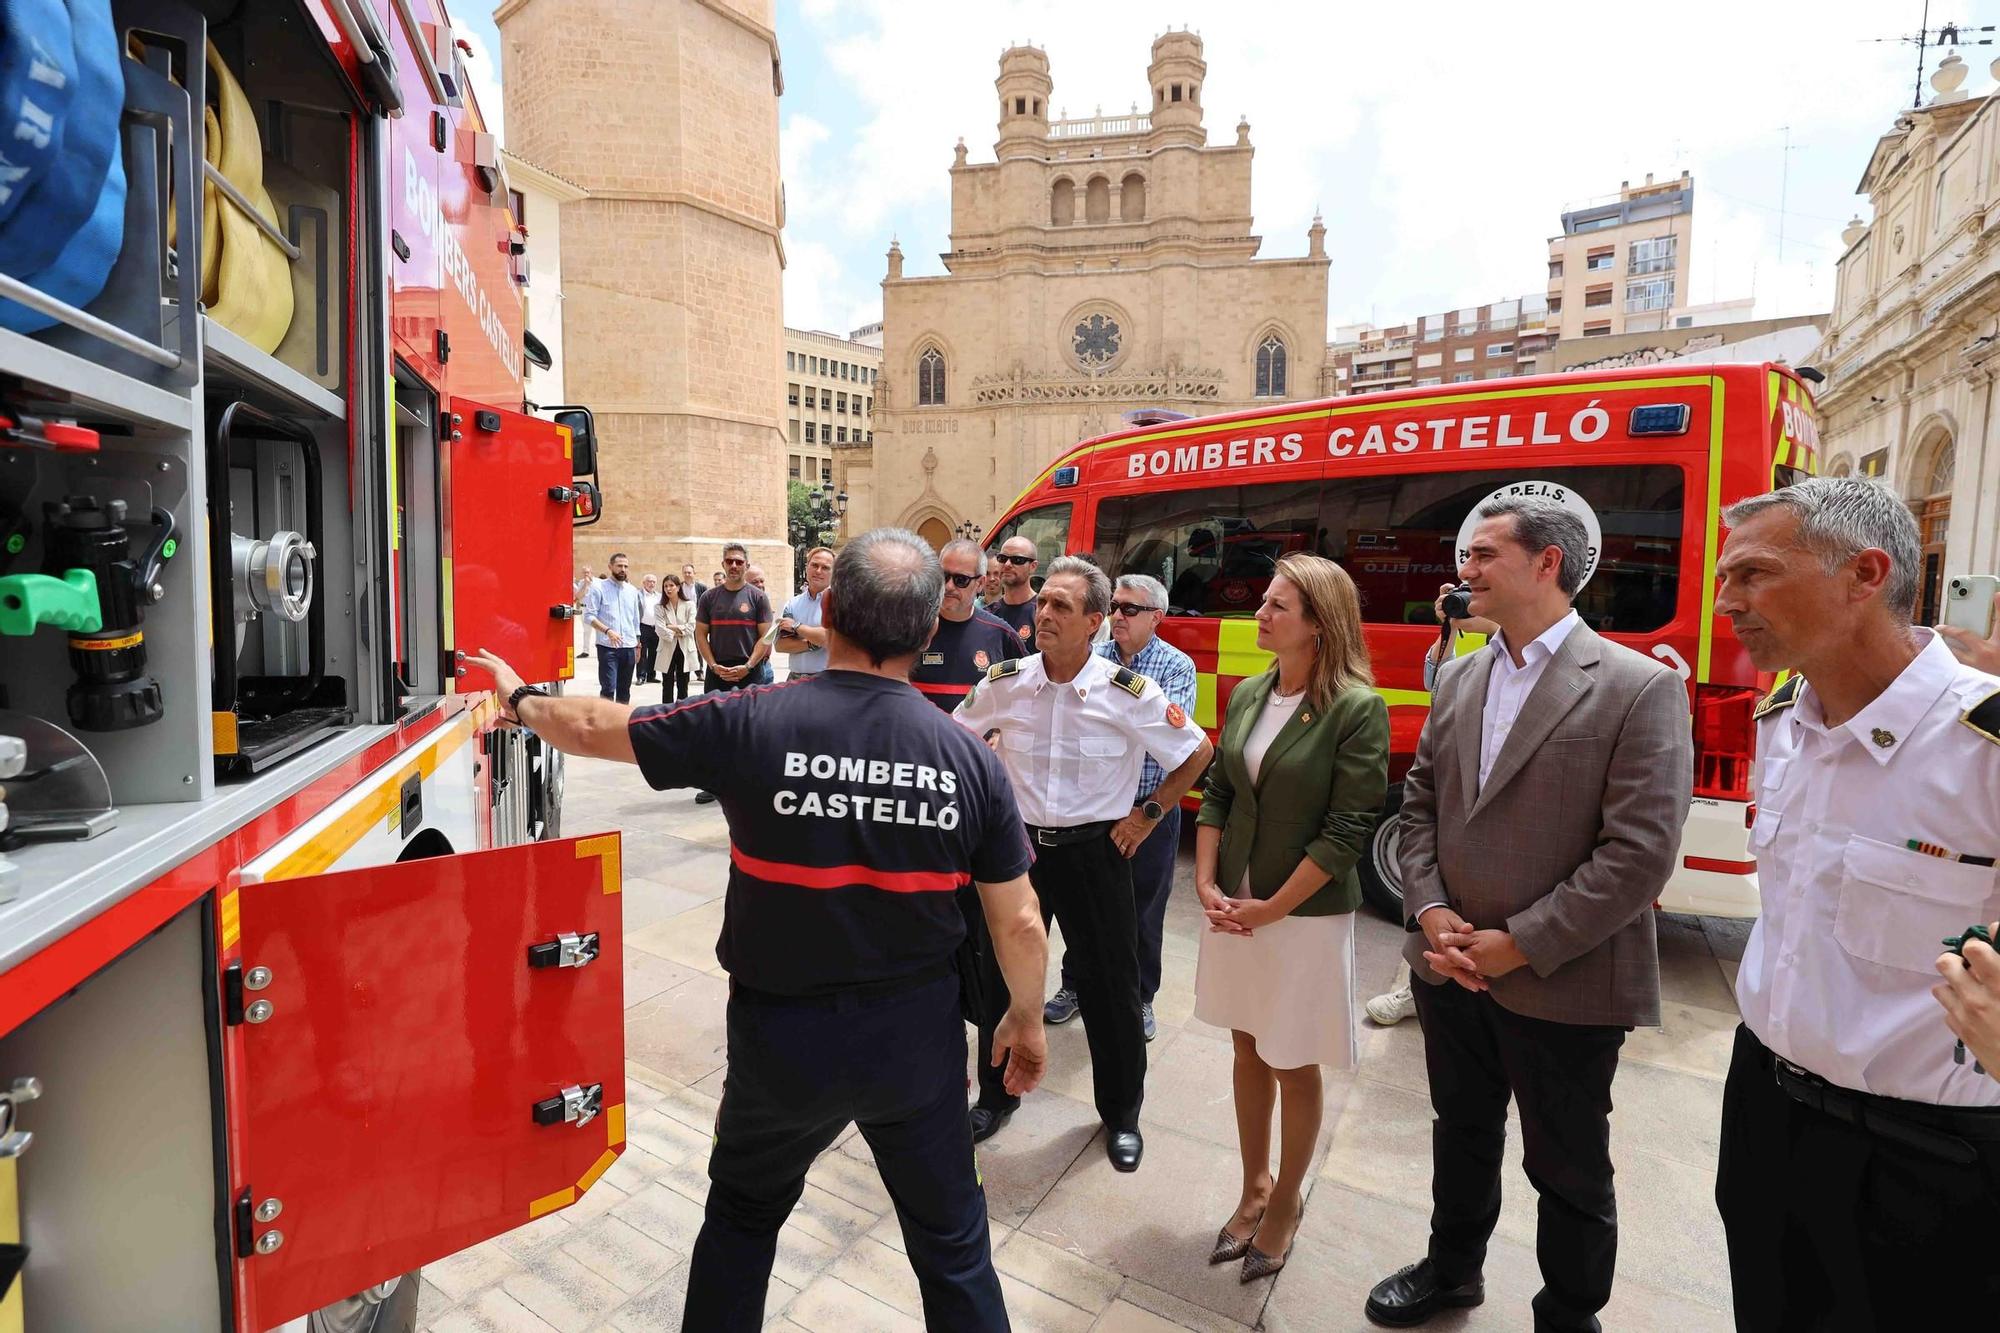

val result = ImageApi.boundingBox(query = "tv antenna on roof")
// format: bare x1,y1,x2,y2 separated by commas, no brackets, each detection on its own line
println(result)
1869,2,1995,107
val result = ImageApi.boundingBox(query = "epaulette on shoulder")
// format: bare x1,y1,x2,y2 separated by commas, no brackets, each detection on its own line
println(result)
1753,675,1802,721
986,658,1022,683
1963,688,2000,747
1110,664,1146,699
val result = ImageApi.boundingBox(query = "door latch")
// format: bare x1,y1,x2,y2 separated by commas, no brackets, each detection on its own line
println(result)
532,1082,603,1128
547,485,576,504
528,931,600,970
0,1077,41,1158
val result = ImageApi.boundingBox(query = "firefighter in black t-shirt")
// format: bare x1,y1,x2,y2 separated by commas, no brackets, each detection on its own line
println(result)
472,529,1048,1333
691,542,775,805
913,539,1025,712
986,534,1041,651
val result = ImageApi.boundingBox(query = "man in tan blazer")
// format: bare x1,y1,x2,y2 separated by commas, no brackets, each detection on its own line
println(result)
1364,496,1693,1333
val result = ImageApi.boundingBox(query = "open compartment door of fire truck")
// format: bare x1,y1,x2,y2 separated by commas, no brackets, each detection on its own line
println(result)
445,399,578,691
226,834,626,1330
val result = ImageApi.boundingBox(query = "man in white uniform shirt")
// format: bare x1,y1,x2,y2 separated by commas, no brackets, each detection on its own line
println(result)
954,556,1213,1170
1712,477,2000,1328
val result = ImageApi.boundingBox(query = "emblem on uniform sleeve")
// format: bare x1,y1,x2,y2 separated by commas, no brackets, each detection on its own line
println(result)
1017,624,1031,640
973,650,990,670
1166,702,1187,728
737,601,750,614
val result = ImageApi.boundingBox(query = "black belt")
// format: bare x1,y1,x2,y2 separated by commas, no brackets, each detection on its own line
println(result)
730,958,956,1011
1760,1044,2000,1165
1026,820,1115,848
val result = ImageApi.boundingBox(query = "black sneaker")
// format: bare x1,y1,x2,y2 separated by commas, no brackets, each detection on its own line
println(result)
695,791,718,805
1043,987,1080,1024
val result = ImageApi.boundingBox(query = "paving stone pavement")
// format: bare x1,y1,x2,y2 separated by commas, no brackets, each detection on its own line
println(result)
418,743,1748,1332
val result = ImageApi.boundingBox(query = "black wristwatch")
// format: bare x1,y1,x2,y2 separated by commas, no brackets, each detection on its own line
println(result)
1140,799,1164,822
507,684,551,718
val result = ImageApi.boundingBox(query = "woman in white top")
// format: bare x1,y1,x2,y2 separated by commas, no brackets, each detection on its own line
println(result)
1192,554,1389,1282
654,574,698,702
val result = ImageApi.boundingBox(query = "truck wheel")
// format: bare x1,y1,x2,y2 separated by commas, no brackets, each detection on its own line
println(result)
1357,785,1405,922
307,1272,419,1333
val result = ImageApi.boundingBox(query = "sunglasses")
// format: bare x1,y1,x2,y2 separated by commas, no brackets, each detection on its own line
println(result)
992,553,1036,566
944,572,980,588
1110,601,1161,618
723,558,747,567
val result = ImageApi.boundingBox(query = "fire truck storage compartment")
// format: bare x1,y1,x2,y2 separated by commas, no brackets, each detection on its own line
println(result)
0,904,228,1332
0,0,366,806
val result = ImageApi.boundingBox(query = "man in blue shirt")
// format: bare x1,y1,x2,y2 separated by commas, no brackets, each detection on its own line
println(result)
1043,573,1198,1042
583,552,645,702
775,546,833,678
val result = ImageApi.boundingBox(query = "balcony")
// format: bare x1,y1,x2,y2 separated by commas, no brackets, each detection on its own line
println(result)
1049,110,1152,139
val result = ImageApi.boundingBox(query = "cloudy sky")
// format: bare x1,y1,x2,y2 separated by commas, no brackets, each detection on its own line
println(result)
466,0,1945,340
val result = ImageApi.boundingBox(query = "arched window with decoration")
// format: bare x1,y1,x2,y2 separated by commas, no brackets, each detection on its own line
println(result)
917,346,947,406
1254,334,1289,398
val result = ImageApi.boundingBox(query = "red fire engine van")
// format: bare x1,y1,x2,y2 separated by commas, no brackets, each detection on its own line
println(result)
985,363,1823,922
0,3,621,1330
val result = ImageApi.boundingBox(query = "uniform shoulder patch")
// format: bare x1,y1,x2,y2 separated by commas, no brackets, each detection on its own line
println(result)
986,658,1022,683
1111,665,1147,699
1753,675,1802,721
1963,688,2000,746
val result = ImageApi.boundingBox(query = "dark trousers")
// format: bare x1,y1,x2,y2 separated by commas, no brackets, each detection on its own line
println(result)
659,643,690,702
636,624,659,681
977,831,1145,1130
1060,806,1178,1002
596,645,636,702
1414,977,1625,1333
684,973,1009,1332
1715,1024,2000,1330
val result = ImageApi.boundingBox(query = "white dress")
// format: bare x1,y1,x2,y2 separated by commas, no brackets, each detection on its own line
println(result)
1192,688,1360,1072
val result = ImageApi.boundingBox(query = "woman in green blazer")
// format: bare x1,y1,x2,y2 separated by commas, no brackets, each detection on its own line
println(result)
1193,553,1390,1282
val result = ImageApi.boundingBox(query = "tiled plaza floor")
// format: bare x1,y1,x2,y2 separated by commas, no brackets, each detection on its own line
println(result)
418,740,1746,1332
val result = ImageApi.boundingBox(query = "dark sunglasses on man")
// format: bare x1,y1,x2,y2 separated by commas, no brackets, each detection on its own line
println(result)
992,553,1036,566
944,572,980,588
1109,601,1161,618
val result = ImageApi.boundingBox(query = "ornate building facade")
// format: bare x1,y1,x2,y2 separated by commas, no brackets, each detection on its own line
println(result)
1816,54,2000,625
850,34,1330,548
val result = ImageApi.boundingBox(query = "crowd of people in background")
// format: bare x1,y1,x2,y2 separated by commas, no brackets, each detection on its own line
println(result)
538,479,2000,1329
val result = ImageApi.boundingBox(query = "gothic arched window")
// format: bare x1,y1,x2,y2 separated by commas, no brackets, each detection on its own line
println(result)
1255,335,1288,398
917,346,947,406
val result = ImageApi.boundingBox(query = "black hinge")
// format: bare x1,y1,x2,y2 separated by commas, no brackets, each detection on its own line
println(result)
232,1188,254,1258
431,111,448,153
399,772,422,839
223,962,246,1026
391,230,410,261
436,330,451,364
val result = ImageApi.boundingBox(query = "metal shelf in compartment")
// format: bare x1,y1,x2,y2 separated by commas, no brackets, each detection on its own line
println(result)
0,326,194,435
201,316,346,422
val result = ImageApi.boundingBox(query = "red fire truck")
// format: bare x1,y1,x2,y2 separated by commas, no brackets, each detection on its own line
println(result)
986,363,1823,923
0,3,623,1330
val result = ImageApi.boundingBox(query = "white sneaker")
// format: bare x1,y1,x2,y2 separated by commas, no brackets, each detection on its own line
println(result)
1365,985,1417,1026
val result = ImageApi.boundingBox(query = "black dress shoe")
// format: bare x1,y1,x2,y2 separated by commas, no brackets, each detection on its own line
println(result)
694,791,718,805
968,1104,1013,1143
1106,1129,1143,1172
1365,1259,1484,1327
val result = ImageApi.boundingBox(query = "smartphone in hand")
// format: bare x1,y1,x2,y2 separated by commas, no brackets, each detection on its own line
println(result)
1945,576,1999,638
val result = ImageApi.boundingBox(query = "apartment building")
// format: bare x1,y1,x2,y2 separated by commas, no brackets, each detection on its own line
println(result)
1326,296,1553,394
784,326,882,489
1547,171,1695,339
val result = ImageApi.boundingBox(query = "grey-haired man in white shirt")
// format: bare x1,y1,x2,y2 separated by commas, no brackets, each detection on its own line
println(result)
1713,476,2000,1330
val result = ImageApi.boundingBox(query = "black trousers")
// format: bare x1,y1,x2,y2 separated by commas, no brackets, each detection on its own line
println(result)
636,624,659,680
684,972,1009,1332
1715,1024,2000,1330
1414,978,1625,1333
1060,806,1178,1002
977,830,1145,1130
658,643,690,702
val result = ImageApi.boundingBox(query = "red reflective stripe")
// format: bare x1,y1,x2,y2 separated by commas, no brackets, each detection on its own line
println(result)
706,619,758,626
912,681,972,696
730,843,969,894
1683,855,1757,875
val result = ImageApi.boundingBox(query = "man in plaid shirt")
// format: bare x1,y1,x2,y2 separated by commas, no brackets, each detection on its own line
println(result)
1043,572,1199,1042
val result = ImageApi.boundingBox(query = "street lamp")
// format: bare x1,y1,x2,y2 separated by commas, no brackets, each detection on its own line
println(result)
955,521,982,542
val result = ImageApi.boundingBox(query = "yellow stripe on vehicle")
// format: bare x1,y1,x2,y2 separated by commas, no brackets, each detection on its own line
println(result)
219,890,241,950
528,1186,574,1220
264,719,476,880
1698,377,1725,682
1215,618,1272,682
576,1148,618,1195
576,835,621,894
606,1103,626,1147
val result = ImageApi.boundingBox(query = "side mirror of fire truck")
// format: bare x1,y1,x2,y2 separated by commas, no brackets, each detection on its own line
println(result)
548,407,603,528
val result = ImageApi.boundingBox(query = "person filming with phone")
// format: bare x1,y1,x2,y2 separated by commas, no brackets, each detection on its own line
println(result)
1939,575,2000,676
1711,478,2000,1330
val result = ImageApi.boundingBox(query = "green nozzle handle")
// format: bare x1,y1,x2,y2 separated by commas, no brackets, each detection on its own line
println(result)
0,569,102,636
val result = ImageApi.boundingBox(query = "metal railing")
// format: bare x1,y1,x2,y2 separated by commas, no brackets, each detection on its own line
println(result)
1049,111,1152,138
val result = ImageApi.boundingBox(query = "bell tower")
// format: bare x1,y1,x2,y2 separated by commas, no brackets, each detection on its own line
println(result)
1146,29,1206,147
995,45,1052,161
